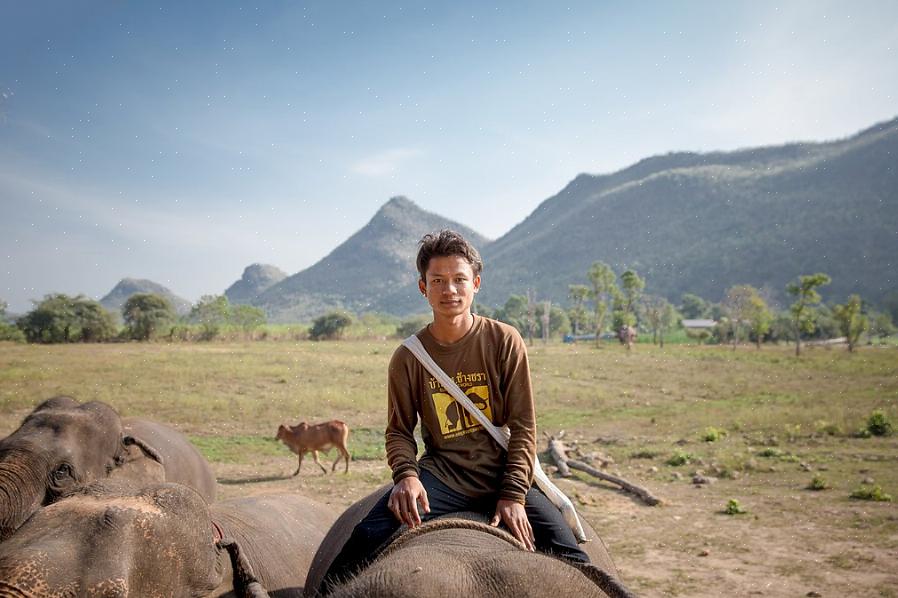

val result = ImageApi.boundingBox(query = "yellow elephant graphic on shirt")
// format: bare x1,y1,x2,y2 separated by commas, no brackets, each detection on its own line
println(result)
432,385,491,438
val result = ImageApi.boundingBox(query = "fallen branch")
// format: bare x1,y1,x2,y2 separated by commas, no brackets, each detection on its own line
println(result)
547,437,661,506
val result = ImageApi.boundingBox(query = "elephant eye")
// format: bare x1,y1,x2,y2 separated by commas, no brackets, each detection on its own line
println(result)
51,463,73,483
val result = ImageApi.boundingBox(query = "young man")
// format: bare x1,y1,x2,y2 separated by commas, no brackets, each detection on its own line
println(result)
323,230,588,588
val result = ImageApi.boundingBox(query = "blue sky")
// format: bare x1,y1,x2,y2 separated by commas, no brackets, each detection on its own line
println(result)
2,1,896,313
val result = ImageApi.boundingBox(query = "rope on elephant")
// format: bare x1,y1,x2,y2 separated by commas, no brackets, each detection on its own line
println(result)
379,518,526,558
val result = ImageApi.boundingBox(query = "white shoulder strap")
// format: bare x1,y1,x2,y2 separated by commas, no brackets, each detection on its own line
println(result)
402,334,588,543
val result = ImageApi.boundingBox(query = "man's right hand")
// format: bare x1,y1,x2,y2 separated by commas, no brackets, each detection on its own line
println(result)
387,476,430,527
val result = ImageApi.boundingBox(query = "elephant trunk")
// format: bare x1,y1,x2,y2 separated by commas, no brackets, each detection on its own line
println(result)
0,449,50,541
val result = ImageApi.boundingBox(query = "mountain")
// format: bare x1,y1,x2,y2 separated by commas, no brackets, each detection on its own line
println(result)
224,263,287,305
100,278,192,317
478,117,898,309
253,196,490,322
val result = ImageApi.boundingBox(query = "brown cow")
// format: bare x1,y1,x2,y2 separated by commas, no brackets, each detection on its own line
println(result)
276,420,351,476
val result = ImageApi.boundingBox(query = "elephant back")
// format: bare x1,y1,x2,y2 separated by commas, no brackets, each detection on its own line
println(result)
304,484,389,596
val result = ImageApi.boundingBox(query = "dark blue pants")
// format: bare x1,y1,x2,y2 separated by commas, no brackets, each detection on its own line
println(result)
323,469,590,590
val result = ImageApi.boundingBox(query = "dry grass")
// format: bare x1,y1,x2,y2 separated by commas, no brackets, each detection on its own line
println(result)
1,339,897,597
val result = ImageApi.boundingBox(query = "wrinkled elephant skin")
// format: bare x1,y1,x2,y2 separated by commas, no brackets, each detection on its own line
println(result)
0,397,216,542
0,481,337,597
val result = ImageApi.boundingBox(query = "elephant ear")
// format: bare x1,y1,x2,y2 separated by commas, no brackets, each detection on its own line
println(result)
108,436,167,484
122,435,166,465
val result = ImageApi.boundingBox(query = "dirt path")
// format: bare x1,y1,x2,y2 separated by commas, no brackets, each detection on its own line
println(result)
213,455,898,598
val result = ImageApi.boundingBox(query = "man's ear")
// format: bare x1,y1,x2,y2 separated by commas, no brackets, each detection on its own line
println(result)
473,275,481,293
418,278,427,296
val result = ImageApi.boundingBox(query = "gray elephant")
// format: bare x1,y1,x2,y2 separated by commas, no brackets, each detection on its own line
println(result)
0,480,337,597
0,396,216,541
305,486,633,598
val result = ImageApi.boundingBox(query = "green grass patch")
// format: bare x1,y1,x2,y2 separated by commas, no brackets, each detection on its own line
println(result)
723,498,747,515
849,484,893,502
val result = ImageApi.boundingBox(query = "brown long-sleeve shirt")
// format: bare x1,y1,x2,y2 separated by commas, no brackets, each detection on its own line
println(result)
385,315,536,504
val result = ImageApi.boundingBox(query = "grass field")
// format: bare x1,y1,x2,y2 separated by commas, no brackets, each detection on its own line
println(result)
1,339,896,596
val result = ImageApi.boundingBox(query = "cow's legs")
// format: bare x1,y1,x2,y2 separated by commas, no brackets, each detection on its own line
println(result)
332,446,351,473
311,450,328,474
293,451,306,476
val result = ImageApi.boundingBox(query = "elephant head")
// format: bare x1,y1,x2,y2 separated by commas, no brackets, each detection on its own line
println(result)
0,480,225,597
0,396,125,540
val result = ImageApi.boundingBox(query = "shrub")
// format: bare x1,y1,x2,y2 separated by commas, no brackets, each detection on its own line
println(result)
630,450,659,459
396,314,431,338
665,450,693,466
807,475,828,491
757,447,783,458
849,485,893,502
309,311,353,340
866,410,893,437
724,499,747,515
701,426,727,442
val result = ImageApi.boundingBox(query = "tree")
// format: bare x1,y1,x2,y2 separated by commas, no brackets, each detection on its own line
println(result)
123,293,176,341
867,310,896,343
832,294,868,352
587,262,617,346
640,295,679,348
309,311,353,340
567,284,590,336
786,273,831,356
746,294,773,349
679,293,710,320
18,294,116,343
535,302,570,341
397,314,431,338
494,294,528,335
616,269,645,329
231,304,267,339
0,299,25,342
721,285,770,350
190,295,231,341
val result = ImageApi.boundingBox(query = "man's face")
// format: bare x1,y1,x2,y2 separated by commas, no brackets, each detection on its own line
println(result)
419,255,481,319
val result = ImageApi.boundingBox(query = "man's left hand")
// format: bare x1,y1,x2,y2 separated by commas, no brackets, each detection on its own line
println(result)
490,499,535,551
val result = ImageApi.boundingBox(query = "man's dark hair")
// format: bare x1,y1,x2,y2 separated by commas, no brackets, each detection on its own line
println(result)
416,230,483,281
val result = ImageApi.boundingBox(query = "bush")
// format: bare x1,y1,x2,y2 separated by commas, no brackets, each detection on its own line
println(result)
723,499,747,515
757,447,783,458
701,426,727,442
849,484,892,502
866,410,893,437
310,311,353,340
396,314,431,338
665,450,693,466
630,450,659,459
807,475,828,491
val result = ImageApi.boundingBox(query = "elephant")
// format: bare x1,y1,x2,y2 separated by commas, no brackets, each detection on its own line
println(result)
0,396,216,541
0,480,338,597
304,486,632,598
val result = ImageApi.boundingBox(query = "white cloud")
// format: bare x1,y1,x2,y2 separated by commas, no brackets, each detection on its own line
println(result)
351,148,422,177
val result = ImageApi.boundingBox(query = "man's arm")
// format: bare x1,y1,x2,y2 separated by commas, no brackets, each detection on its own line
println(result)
384,347,430,527
498,328,536,504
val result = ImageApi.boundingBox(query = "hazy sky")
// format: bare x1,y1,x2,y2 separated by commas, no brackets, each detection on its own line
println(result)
2,1,896,313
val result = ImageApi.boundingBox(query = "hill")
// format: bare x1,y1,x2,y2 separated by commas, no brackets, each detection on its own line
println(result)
100,278,192,317
224,264,287,305
478,117,898,309
253,196,490,322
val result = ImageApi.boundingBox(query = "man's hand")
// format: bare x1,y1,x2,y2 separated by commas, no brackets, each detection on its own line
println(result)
490,499,535,551
388,476,430,528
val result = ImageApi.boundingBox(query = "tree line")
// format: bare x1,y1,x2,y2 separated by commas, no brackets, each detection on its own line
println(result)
478,263,896,355
2,269,895,351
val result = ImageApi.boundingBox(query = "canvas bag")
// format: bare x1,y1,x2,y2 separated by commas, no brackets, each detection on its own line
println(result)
402,334,588,543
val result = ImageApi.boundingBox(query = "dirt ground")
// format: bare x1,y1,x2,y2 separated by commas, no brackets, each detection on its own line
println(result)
213,446,898,598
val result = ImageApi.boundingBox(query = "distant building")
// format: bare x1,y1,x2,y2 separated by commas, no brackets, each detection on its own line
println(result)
682,319,717,330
